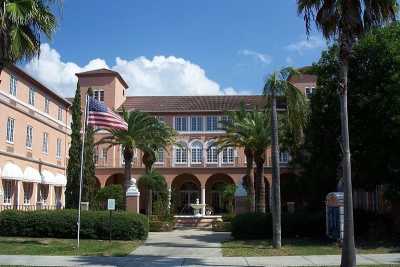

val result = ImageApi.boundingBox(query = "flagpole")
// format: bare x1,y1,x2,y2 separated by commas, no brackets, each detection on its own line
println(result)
77,93,89,250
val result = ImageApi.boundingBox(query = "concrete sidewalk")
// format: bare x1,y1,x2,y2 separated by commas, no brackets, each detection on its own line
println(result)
0,254,399,266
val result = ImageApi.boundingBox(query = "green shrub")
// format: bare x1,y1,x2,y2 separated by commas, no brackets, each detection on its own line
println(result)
231,213,272,239
94,185,124,210
0,209,148,240
149,220,174,232
222,213,235,222
231,211,324,240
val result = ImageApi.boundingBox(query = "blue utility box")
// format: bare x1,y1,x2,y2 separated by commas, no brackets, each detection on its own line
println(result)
326,192,344,241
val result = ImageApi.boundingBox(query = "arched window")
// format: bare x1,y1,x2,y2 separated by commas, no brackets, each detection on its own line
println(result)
191,141,203,164
206,141,218,163
222,147,234,164
175,143,188,164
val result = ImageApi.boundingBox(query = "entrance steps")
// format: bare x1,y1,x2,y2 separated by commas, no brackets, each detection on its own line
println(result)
174,215,222,229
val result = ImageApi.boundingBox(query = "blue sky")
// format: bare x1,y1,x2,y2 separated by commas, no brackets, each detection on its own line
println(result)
24,0,327,96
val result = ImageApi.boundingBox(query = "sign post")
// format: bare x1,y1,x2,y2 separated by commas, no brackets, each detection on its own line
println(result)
107,199,115,242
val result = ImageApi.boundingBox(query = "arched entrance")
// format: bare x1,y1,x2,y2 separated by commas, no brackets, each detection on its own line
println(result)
171,173,201,214
206,173,235,214
105,173,124,186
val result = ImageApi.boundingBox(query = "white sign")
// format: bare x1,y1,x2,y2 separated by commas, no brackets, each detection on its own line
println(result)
107,199,115,210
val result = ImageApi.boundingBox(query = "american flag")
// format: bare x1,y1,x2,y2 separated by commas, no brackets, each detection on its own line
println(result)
87,96,128,130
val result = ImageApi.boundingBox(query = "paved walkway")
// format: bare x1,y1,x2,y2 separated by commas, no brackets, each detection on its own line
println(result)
0,230,399,266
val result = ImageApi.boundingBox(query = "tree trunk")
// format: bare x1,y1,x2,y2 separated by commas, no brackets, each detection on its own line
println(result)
339,38,356,267
147,189,153,216
123,148,133,210
271,86,282,249
244,148,256,212
255,151,266,213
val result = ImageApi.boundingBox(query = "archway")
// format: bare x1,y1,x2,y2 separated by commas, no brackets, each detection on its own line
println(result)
105,173,124,186
205,173,235,214
171,173,201,214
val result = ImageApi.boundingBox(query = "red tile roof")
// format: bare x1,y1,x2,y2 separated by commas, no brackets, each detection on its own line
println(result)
289,74,317,84
120,95,266,113
76,68,129,89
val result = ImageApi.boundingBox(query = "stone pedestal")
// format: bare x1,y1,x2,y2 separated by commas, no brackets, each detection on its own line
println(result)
126,177,140,213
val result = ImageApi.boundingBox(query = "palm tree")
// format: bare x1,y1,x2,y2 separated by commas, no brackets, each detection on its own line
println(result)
0,0,58,73
218,107,271,213
297,1,397,266
137,169,168,216
217,107,256,212
139,121,176,215
263,67,308,249
97,110,160,207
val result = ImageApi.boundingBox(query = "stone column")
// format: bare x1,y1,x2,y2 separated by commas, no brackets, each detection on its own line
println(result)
32,182,38,207
17,180,23,208
167,185,172,210
126,178,140,213
62,186,66,208
201,187,206,216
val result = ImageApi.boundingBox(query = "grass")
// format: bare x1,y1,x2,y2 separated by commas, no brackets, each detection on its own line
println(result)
222,238,400,257
0,237,142,256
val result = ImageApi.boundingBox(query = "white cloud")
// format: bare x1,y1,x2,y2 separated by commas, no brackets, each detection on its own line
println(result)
238,49,272,64
24,44,241,97
285,56,294,65
285,36,326,54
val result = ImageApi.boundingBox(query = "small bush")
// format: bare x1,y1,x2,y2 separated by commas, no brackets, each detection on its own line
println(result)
231,213,272,239
149,220,174,232
222,213,235,222
94,185,124,210
0,209,148,240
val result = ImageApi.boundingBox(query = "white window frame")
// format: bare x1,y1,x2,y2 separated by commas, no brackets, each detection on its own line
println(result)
9,75,17,96
28,88,35,106
94,90,105,102
190,141,203,164
3,180,12,204
305,87,315,98
44,97,50,114
26,125,33,149
6,117,15,144
58,106,63,121
190,116,203,132
56,138,62,159
222,147,234,164
174,117,188,132
42,132,49,154
280,151,290,163
175,145,188,164
206,143,218,163
206,116,219,131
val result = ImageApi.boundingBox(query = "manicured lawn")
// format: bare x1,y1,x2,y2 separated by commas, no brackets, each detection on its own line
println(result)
0,237,142,256
222,239,400,257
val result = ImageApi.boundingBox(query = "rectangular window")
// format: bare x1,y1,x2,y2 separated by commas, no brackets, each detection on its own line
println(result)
26,125,33,149
28,88,35,106
156,148,164,163
58,107,63,121
42,132,49,154
3,181,12,204
6,118,15,143
191,116,203,131
280,151,289,163
222,147,234,164
206,116,218,131
9,75,17,96
23,183,32,205
191,146,202,163
94,90,105,102
56,138,62,159
305,87,315,98
175,117,188,131
44,97,50,113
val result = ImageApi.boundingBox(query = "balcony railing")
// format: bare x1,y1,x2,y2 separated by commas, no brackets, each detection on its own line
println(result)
0,204,62,212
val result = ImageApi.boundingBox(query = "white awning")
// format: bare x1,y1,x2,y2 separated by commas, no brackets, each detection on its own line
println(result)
41,170,55,184
54,174,67,186
23,167,42,183
2,162,23,180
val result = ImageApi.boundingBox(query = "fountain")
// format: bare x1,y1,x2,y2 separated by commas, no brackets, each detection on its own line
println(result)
190,198,205,217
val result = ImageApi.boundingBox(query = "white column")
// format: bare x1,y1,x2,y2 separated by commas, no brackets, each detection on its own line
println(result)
201,187,206,216
167,185,172,210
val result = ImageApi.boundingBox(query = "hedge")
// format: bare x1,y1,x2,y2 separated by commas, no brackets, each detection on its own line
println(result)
231,211,324,240
0,209,149,240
